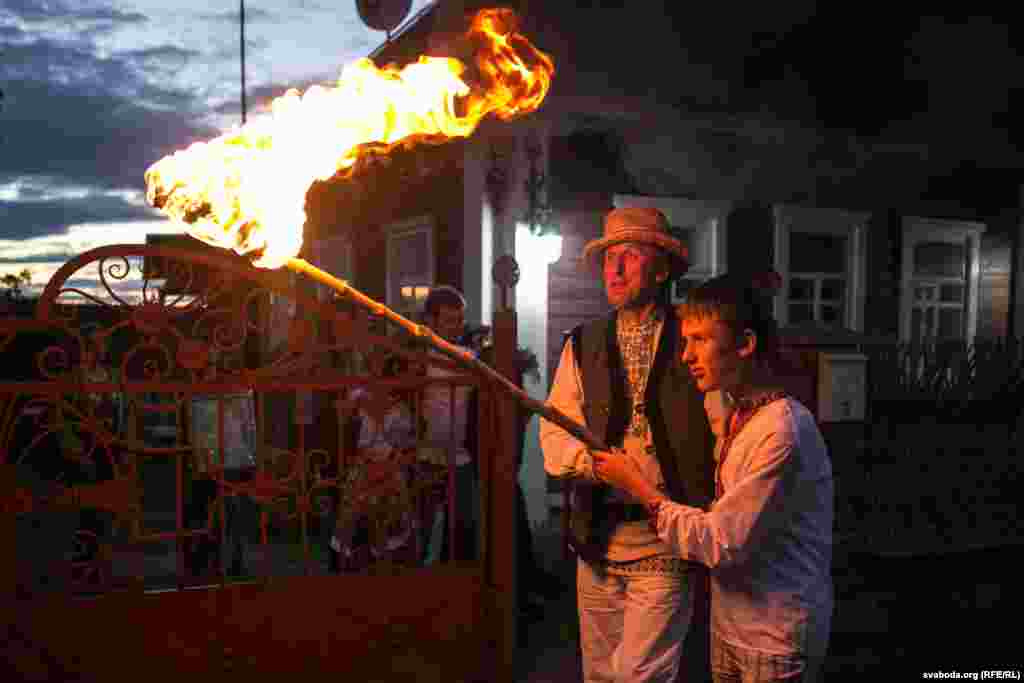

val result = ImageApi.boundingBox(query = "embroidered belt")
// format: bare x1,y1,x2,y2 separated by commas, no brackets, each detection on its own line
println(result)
594,555,692,576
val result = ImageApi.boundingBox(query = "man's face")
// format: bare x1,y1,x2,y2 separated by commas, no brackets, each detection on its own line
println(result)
679,315,753,393
602,242,666,310
431,304,465,343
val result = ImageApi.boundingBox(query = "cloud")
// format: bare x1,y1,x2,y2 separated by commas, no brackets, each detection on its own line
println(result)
4,0,148,44
0,193,164,241
1,72,217,188
0,12,218,238
206,37,272,63
0,0,427,251
118,44,201,71
4,0,147,27
0,217,184,301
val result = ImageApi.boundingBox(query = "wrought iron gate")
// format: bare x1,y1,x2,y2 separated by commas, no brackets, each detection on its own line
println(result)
1,244,519,681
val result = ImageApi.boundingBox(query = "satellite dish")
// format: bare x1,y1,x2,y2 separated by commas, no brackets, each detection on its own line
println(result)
356,0,412,33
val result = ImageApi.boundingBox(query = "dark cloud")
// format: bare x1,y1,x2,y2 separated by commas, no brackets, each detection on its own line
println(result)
0,253,74,265
0,13,217,242
4,0,147,25
6,0,148,42
0,17,216,169
119,45,201,66
1,73,217,189
0,194,164,241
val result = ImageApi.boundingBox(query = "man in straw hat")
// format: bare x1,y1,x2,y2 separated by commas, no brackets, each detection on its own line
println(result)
540,207,715,683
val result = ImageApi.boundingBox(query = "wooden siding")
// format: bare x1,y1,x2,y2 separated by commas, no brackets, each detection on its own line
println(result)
978,229,1013,339
305,143,466,307
546,208,612,388
725,202,775,276
864,211,903,338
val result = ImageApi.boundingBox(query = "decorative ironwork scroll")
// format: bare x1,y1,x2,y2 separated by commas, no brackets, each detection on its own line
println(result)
1,243,491,596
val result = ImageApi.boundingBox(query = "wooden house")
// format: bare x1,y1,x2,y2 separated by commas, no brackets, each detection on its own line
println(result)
303,0,1024,524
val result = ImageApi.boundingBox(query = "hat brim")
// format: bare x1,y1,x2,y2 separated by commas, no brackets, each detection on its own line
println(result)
582,230,690,276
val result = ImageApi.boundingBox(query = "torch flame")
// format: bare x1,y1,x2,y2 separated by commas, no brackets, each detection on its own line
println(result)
144,8,554,268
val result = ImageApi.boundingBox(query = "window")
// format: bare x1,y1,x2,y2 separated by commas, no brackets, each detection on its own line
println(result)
900,218,985,343
386,215,436,318
787,231,848,326
773,205,869,331
613,195,730,303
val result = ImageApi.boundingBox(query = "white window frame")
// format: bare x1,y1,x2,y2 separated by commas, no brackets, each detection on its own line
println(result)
900,216,985,344
613,195,730,302
773,205,869,331
386,215,436,318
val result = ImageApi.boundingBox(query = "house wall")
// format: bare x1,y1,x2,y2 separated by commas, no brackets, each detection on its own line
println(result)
864,211,903,339
978,224,1014,340
725,202,775,276
546,206,612,386
306,146,466,309
545,127,626,387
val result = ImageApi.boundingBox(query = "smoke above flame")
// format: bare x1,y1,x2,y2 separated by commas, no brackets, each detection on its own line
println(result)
144,8,554,269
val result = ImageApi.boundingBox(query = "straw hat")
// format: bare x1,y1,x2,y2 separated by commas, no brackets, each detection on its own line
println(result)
582,207,689,275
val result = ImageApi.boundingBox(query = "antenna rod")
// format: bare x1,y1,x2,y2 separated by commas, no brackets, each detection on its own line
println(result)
240,0,247,125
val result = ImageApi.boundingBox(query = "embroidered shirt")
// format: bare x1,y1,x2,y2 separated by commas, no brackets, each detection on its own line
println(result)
421,346,474,467
616,310,663,438
651,397,833,658
540,312,665,482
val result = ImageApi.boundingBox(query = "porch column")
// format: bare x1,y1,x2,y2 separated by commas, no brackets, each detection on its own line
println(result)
512,123,558,531
462,137,493,327
492,308,520,682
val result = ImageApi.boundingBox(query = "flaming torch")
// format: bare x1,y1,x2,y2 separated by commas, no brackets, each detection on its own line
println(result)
144,8,606,450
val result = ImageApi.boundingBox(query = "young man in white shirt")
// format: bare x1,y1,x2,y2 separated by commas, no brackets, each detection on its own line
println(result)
594,272,834,683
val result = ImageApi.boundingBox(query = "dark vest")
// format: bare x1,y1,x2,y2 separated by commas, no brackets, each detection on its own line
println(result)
567,307,715,555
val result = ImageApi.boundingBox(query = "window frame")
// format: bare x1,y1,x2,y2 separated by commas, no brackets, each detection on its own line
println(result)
385,214,437,318
899,216,985,344
773,205,869,331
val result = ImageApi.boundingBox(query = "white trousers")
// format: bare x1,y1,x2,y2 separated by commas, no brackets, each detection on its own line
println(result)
578,558,694,683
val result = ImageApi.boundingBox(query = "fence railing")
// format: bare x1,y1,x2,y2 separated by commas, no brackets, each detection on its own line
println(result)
864,337,1024,428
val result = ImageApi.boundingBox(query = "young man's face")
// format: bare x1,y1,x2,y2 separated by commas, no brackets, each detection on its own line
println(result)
602,242,667,310
679,315,754,394
430,303,465,343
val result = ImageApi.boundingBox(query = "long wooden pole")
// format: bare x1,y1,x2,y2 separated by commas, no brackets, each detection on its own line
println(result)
285,257,608,451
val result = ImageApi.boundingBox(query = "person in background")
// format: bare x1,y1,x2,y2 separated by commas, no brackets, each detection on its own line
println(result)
540,207,715,683
332,354,421,569
420,285,478,564
594,272,834,683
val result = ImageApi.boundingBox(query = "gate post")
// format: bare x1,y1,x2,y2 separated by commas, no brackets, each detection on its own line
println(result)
491,305,519,682
1,464,15,602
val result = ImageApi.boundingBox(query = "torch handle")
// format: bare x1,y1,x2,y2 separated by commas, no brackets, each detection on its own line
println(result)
286,257,609,452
